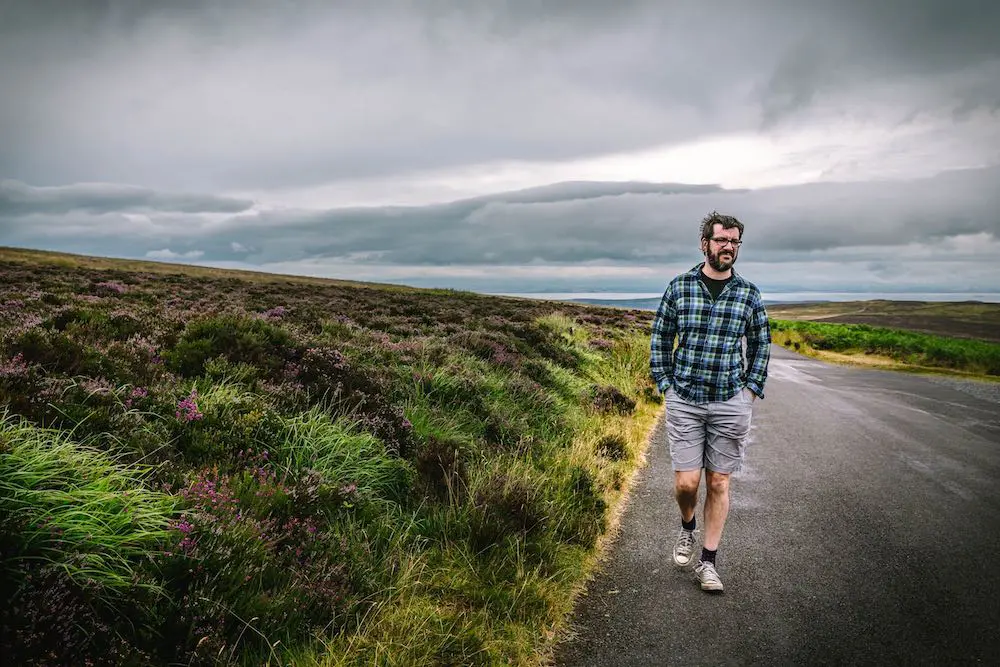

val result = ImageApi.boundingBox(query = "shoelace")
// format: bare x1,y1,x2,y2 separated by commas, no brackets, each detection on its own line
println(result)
677,529,695,551
697,562,721,583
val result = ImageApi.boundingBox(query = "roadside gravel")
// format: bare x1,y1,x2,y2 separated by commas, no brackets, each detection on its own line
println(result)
925,374,1000,405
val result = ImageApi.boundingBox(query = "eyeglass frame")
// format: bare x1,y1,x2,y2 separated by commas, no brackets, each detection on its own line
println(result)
709,237,743,248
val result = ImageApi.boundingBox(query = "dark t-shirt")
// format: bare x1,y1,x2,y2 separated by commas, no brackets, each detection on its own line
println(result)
699,270,732,301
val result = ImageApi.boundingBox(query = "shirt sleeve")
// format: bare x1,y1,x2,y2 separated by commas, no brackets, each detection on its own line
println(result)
649,285,677,394
744,291,771,399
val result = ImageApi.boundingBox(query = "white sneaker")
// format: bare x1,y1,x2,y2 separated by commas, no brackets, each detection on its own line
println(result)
694,561,724,593
672,529,696,567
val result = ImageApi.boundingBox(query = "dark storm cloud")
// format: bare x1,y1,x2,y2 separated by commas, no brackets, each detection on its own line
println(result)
1,0,997,190
759,0,1000,123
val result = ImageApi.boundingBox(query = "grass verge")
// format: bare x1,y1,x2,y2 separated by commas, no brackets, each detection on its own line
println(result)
770,319,1000,379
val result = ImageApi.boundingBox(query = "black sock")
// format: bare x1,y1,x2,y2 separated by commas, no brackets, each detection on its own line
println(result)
700,548,717,565
681,516,696,532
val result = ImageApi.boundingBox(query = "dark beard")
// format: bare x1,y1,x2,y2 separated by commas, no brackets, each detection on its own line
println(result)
706,247,735,272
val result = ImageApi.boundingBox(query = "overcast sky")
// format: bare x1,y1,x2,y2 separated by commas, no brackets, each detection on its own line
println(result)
2,0,999,297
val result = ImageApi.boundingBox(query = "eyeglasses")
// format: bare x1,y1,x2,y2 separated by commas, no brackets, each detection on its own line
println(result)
710,237,742,247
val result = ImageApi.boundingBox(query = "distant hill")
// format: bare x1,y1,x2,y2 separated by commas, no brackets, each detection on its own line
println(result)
569,297,661,311
565,297,828,311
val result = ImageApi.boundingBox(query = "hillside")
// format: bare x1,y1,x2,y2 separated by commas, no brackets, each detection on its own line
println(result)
0,247,660,666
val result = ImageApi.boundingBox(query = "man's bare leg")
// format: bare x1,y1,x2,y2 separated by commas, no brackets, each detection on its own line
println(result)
703,470,730,550
674,469,702,522
670,469,702,566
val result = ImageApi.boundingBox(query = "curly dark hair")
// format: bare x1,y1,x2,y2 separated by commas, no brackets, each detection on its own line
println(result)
700,211,744,241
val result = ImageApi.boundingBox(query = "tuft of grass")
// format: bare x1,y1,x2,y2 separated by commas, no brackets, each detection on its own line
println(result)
0,411,177,596
273,407,415,503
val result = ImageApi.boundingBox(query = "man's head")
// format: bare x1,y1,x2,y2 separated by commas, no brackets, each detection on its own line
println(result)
699,211,744,273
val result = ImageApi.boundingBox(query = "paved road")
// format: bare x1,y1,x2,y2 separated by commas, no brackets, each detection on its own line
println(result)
555,345,1000,666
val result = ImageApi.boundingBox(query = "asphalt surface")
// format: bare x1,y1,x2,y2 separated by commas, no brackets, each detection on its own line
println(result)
554,345,1000,666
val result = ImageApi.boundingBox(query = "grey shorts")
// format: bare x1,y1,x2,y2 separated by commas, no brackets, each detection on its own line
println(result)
664,387,754,474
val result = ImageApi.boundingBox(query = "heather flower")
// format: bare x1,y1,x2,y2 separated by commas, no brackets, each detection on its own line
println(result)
127,334,157,355
95,281,127,294
0,299,25,311
589,338,614,350
384,339,421,353
173,518,194,534
0,352,29,379
79,377,114,396
175,389,204,422
261,305,288,319
4,313,43,337
124,386,148,409
492,343,518,367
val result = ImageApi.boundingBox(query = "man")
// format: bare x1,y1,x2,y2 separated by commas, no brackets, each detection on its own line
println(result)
649,211,770,593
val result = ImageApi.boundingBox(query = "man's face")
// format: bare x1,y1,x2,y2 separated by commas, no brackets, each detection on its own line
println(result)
702,223,741,272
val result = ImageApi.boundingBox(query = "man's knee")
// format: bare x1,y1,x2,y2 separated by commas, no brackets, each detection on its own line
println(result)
675,471,701,496
706,470,730,494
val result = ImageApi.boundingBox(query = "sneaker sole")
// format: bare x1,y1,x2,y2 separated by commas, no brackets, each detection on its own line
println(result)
696,573,724,592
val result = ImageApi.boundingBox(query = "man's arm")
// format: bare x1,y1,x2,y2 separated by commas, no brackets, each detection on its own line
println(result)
744,291,771,399
649,286,677,394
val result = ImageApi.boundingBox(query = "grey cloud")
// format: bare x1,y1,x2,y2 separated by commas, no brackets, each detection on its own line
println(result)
4,167,998,275
760,0,1000,123
201,183,725,265
2,1,997,190
0,180,254,217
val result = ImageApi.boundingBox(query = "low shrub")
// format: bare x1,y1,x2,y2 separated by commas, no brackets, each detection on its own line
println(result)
163,314,296,378
6,326,109,377
469,469,547,553
595,433,629,461
414,434,469,502
590,384,636,414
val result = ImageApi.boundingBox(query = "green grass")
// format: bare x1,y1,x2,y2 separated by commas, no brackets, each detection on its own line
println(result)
770,319,1000,376
299,330,660,666
0,412,177,596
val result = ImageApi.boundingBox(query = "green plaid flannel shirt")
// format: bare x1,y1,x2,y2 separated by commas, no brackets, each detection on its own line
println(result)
650,263,771,404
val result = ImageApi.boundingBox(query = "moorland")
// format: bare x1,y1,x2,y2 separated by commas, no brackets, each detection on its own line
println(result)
0,247,660,666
